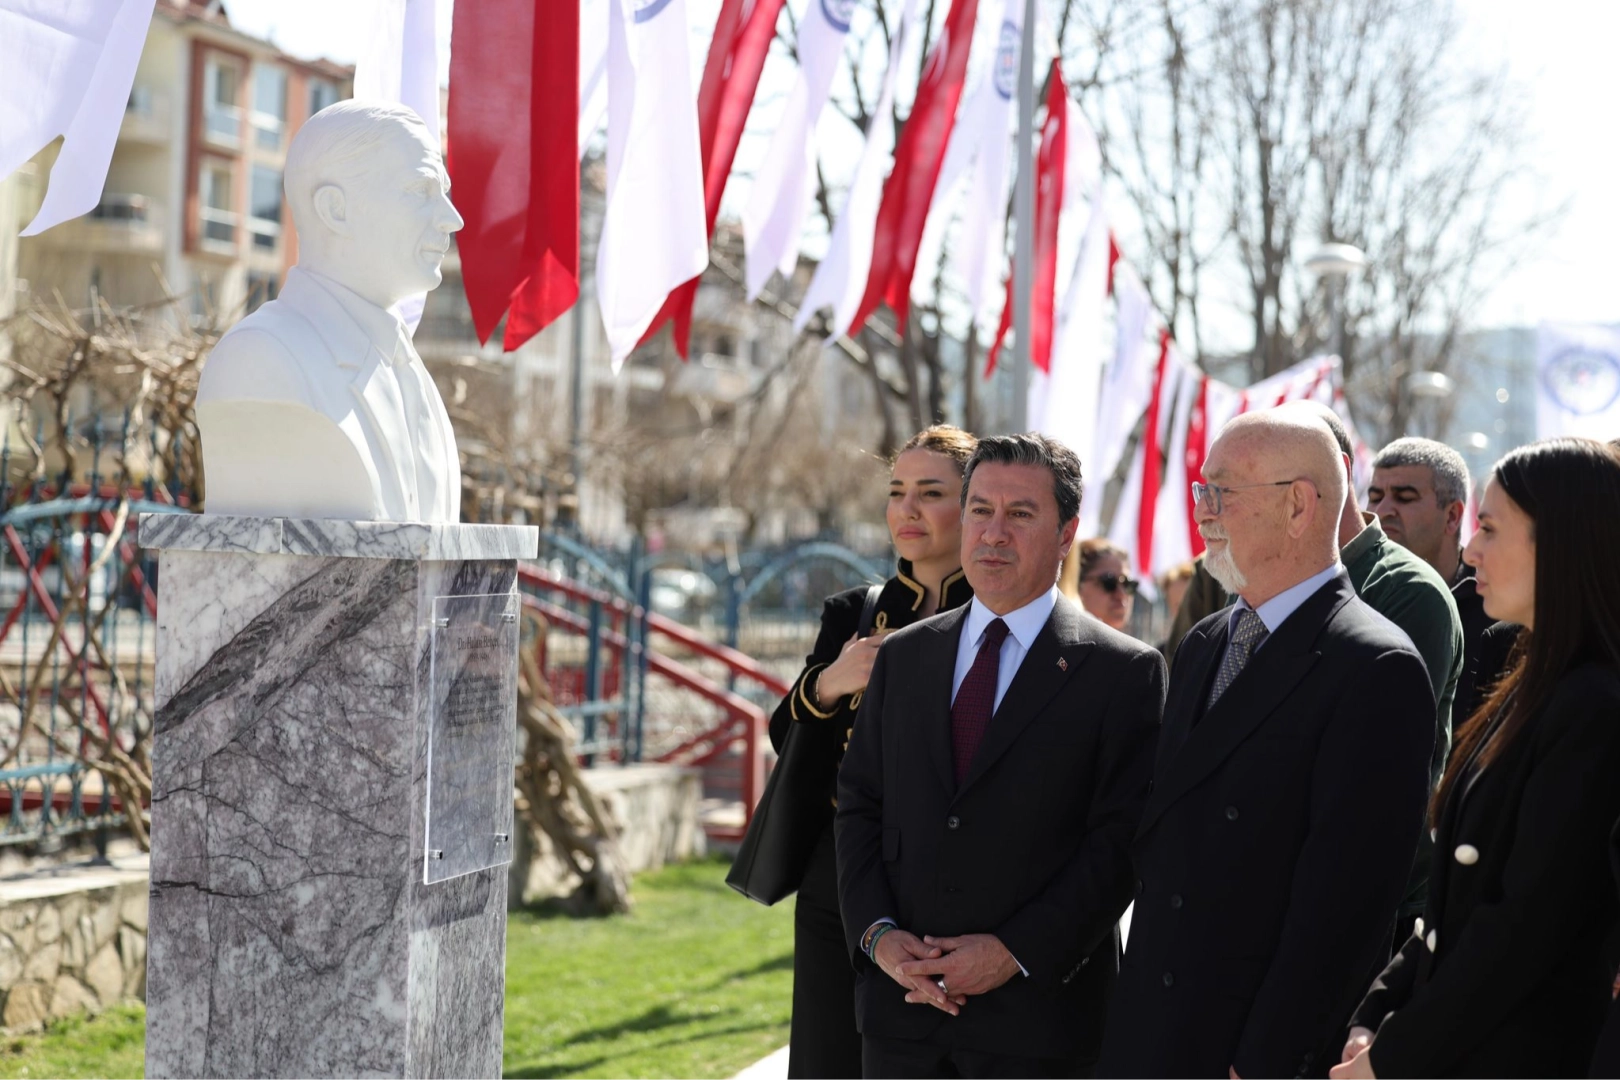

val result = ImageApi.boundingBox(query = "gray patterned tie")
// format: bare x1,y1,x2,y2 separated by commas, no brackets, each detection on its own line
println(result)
1207,608,1269,709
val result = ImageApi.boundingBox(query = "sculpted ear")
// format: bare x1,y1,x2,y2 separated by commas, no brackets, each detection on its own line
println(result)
311,184,349,236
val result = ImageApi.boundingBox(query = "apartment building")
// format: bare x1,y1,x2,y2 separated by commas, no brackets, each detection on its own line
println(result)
14,0,352,324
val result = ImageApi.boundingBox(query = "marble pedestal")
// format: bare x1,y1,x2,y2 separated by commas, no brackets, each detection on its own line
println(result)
139,515,539,1079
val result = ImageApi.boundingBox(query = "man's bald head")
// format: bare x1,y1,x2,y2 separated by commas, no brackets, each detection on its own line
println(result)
1197,407,1346,604
1217,409,1348,523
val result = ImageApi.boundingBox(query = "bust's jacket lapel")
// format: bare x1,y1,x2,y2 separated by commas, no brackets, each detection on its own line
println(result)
1137,574,1356,838
956,597,1092,800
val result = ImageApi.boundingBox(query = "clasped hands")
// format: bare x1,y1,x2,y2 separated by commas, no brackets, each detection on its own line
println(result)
872,929,1021,1017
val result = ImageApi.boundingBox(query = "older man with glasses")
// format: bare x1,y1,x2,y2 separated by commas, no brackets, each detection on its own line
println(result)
1099,406,1436,1080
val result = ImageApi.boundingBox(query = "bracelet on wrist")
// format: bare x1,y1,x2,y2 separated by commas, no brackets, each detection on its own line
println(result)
866,923,896,959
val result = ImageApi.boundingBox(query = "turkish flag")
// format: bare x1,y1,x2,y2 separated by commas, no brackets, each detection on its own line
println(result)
852,0,980,337
638,0,787,358
986,60,1068,375
448,0,580,351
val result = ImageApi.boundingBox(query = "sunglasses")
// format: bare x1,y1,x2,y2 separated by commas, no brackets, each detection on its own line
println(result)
1084,572,1139,597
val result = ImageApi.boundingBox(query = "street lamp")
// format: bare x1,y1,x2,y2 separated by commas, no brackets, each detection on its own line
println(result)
1305,242,1367,362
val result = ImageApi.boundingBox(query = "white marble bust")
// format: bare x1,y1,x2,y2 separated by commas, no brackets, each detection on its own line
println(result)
196,100,465,523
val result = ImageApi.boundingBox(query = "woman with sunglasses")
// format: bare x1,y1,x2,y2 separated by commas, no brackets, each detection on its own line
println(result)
765,424,977,1080
1076,538,1138,633
1332,438,1620,1079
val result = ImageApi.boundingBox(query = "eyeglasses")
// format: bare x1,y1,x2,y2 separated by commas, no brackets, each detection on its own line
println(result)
1191,478,1321,516
1083,572,1140,596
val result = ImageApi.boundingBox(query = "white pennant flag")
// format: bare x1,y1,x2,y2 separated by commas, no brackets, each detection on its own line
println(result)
910,0,1020,319
795,0,921,337
580,0,610,158
1091,261,1155,488
597,0,708,368
1041,197,1110,514
1,0,159,237
355,0,439,333
743,0,855,299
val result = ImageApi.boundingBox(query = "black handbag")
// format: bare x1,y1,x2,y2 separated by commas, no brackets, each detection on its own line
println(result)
726,584,883,905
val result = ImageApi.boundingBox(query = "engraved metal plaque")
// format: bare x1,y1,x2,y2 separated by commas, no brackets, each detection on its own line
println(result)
425,592,518,883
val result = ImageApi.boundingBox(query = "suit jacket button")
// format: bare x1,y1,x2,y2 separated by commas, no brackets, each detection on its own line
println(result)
1454,843,1480,865
1426,928,1439,952
947,816,961,830
1225,805,1240,821
1170,894,1183,909
1162,972,1175,987
1136,878,1144,895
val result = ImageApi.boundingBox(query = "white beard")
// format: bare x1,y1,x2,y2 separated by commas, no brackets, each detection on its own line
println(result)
1205,543,1249,594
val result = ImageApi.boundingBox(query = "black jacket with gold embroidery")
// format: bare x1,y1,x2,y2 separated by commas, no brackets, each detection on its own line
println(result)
768,560,973,804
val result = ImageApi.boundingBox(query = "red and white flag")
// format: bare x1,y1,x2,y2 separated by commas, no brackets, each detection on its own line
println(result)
849,0,981,336
795,0,921,336
1105,331,1173,594
912,0,1021,319
597,0,708,368
1149,350,1204,578
448,0,580,351
1076,256,1153,537
743,0,855,299
986,60,1067,378
638,0,786,357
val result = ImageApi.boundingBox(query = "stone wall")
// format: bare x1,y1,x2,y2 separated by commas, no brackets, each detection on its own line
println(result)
0,765,705,1030
0,856,148,1032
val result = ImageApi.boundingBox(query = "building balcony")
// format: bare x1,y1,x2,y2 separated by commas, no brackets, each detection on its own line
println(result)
121,87,171,146
32,195,165,255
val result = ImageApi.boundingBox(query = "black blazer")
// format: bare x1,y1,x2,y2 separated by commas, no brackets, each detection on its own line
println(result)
835,595,1166,1062
1100,572,1436,1079
1351,663,1620,1078
768,563,973,794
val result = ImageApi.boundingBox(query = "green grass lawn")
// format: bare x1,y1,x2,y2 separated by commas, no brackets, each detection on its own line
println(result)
0,857,794,1080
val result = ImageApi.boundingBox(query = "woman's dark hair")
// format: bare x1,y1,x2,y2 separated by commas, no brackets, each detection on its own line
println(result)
894,424,978,473
1431,437,1620,823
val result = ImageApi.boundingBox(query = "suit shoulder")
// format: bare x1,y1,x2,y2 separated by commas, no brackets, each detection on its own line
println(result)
1081,613,1163,664
200,312,317,406
1547,663,1620,717
1327,593,1427,661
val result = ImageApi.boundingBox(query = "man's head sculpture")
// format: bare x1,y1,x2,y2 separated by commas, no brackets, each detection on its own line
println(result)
285,100,463,310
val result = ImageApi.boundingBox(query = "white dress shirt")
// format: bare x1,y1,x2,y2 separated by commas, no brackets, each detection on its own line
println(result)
952,585,1061,712
1225,563,1344,650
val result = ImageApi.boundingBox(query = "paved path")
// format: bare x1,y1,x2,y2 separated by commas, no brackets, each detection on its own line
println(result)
732,1043,788,1080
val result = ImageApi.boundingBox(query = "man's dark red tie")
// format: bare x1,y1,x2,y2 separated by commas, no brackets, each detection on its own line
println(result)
952,618,1010,786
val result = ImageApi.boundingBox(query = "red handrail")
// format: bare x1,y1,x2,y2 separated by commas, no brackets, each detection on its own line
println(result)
519,567,775,837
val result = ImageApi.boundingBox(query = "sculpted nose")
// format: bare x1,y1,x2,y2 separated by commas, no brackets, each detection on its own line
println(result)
439,195,465,233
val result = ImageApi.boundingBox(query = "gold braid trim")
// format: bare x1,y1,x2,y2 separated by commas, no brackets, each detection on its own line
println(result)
794,663,839,720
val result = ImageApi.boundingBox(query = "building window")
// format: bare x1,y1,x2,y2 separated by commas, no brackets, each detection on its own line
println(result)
249,165,282,251
252,65,287,151
308,78,339,117
200,162,237,249
204,58,242,146
246,271,279,314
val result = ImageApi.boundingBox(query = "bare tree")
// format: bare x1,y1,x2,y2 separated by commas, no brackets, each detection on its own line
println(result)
1059,0,1558,443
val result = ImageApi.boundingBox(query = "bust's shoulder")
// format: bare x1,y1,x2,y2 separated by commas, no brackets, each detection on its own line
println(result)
200,303,323,406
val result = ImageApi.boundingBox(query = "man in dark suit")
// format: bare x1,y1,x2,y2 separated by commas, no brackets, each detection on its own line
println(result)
1099,409,1436,1079
836,433,1166,1078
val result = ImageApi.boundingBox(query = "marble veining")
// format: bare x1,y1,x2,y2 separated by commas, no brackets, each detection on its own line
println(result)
139,513,539,562
146,544,517,1079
